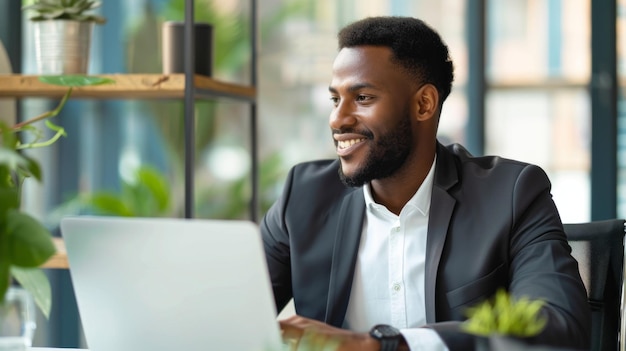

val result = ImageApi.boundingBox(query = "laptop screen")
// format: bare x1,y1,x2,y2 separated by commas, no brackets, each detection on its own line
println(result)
61,216,282,351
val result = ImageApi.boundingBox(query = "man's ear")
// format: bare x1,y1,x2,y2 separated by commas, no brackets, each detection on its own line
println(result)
413,84,439,122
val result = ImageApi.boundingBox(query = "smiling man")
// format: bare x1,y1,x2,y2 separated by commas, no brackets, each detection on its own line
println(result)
261,16,590,351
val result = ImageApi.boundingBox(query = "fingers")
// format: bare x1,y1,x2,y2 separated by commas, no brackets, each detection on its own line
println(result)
279,315,351,335
281,327,342,351
280,316,305,350
280,319,304,341
279,315,355,351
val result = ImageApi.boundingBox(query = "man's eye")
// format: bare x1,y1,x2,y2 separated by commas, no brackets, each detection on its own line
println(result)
356,95,371,102
330,96,339,105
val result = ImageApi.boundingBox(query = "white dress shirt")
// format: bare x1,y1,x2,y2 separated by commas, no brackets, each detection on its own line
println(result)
344,158,449,351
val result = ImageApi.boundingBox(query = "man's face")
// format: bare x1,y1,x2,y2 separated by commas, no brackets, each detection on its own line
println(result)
328,46,417,187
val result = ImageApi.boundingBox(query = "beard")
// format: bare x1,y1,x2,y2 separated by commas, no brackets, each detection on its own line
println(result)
337,113,413,187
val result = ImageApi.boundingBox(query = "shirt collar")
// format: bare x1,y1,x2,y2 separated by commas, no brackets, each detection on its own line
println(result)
363,156,437,217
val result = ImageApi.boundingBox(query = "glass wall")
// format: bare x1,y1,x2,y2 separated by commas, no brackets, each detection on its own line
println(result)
20,0,470,226
20,0,470,224
257,0,469,196
618,0,626,218
485,0,591,222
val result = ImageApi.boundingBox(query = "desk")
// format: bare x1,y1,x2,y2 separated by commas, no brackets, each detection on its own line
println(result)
40,238,68,269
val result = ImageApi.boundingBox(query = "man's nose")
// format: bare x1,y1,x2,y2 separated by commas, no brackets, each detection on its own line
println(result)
329,100,357,130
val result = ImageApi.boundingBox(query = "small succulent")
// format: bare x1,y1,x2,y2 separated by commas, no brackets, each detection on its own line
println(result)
462,289,547,338
22,0,106,24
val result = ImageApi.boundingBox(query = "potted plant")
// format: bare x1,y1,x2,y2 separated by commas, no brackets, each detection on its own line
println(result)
462,289,547,351
0,75,113,348
22,0,106,74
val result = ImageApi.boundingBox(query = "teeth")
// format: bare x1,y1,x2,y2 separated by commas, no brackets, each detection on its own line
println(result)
338,138,364,149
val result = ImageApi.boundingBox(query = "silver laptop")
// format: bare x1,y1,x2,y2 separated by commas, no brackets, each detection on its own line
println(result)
60,216,282,351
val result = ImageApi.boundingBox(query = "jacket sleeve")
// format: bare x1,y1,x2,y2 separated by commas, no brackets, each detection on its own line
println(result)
260,166,295,313
429,164,591,350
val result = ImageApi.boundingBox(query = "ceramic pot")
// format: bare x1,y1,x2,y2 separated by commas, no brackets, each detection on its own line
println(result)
162,21,213,76
0,287,36,351
476,335,531,351
32,20,94,74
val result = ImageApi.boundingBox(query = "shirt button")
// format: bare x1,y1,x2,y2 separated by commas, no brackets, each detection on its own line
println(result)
392,283,401,292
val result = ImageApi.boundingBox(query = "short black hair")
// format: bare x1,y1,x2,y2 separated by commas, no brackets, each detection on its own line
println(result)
338,16,454,104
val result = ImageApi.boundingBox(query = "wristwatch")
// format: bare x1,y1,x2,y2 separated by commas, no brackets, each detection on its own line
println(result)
369,324,402,351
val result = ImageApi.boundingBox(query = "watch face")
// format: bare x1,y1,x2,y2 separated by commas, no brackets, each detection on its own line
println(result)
371,324,401,339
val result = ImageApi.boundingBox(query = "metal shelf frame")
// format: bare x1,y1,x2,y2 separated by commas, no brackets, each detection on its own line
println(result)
182,0,259,221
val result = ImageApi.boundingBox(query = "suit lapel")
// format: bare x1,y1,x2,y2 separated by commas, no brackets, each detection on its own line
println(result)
323,143,459,326
324,189,365,327
425,144,459,323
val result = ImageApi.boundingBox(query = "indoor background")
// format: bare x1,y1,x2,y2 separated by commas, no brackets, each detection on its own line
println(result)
0,0,622,348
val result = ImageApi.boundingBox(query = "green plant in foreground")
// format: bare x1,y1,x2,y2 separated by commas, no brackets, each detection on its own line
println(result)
462,289,547,338
0,75,113,318
22,0,106,24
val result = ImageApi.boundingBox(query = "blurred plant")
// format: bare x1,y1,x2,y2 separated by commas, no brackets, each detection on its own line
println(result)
196,151,284,219
122,0,308,218
0,75,113,318
50,164,171,219
52,150,284,220
82,165,170,217
462,289,547,338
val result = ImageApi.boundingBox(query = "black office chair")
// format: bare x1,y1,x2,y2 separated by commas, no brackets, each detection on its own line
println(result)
563,219,625,351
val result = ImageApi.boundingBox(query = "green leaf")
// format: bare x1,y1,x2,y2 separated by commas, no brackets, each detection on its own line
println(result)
114,165,171,217
15,154,42,182
462,289,547,338
0,187,20,216
43,9,65,19
38,75,115,87
0,147,31,172
11,266,52,319
0,165,11,187
86,193,134,216
6,210,56,267
0,121,17,149
0,262,11,303
136,166,170,213
121,182,152,217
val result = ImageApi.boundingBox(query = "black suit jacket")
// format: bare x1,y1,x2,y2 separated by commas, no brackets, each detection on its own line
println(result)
261,143,591,350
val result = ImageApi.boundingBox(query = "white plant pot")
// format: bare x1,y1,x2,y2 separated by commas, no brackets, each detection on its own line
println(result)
0,287,36,351
32,20,94,75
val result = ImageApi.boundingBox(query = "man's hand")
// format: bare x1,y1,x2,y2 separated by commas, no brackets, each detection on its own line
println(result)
279,315,380,351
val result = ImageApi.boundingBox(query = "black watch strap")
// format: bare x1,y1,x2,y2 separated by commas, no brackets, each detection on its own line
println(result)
369,324,402,351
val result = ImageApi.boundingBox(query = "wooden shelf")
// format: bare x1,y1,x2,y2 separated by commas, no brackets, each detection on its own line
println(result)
0,74,256,101
5,75,255,270
41,237,68,269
